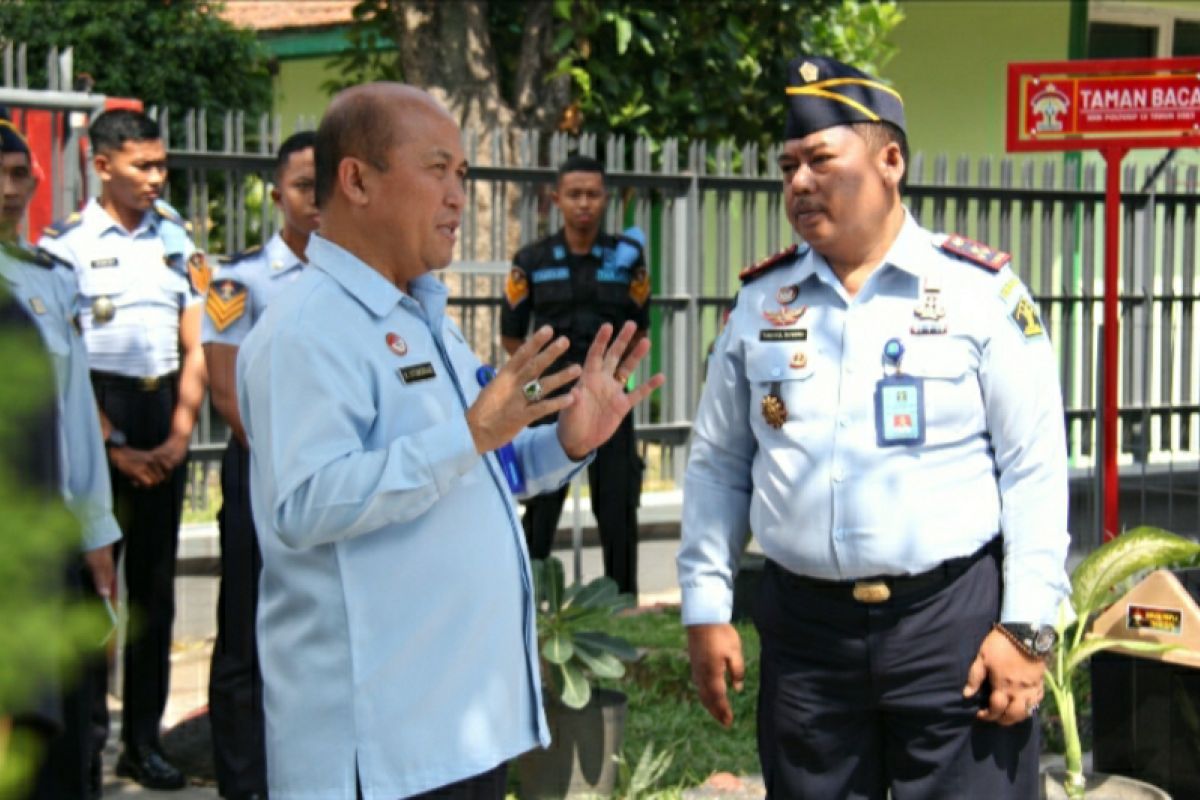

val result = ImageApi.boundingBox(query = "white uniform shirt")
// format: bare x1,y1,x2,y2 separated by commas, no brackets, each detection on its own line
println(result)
37,198,201,378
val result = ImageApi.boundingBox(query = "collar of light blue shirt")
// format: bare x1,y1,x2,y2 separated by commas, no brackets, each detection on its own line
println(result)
264,232,306,278
304,234,449,324
798,207,931,290
84,197,157,238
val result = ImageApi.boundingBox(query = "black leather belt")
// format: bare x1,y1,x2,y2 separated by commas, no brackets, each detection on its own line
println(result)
766,536,1001,604
90,370,178,392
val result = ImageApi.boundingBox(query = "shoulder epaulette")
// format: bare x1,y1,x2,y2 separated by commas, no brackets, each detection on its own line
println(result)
33,246,72,271
739,244,799,283
41,211,82,240
939,234,1010,272
153,199,192,233
217,245,262,268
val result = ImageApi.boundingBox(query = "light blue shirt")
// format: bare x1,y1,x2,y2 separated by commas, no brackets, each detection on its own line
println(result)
679,212,1070,627
0,244,121,552
237,234,587,800
201,232,305,346
37,198,201,378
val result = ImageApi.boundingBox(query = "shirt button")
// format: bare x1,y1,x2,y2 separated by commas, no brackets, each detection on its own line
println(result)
838,416,849,427
843,364,854,375
834,529,845,541
771,367,782,377
832,467,845,482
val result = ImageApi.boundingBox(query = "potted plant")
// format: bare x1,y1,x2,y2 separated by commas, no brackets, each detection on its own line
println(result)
518,557,639,799
1042,526,1200,799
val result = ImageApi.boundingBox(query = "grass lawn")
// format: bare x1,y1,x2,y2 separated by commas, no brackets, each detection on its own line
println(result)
591,608,762,793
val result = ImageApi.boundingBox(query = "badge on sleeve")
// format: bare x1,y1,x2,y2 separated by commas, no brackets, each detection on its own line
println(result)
206,279,248,332
629,265,651,307
1011,296,1045,338
874,375,925,446
505,268,530,309
188,252,212,295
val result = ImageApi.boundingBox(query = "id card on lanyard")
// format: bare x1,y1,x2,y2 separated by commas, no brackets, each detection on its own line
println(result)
874,337,925,447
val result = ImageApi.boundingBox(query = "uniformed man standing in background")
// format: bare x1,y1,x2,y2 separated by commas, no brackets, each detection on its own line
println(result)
678,56,1070,798
2,115,121,800
38,108,207,792
500,155,651,595
203,130,317,800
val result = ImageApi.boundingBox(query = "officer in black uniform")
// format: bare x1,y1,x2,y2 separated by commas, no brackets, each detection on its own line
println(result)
500,155,651,594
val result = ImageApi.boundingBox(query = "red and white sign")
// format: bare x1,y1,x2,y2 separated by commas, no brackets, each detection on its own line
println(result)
1007,57,1200,152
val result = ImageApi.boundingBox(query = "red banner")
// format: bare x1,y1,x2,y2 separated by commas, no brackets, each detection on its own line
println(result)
1007,57,1200,152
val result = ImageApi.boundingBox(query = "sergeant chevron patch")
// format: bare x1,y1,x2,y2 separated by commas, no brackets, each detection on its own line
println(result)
206,279,247,331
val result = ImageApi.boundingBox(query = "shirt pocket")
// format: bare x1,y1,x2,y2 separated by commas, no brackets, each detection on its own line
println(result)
900,339,980,438
744,342,818,426
530,267,572,304
77,265,132,300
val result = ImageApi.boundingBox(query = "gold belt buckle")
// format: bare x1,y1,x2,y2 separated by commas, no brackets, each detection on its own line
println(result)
138,375,161,391
852,580,891,604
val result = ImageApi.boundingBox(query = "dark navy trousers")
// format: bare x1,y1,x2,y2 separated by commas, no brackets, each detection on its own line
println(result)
208,438,268,797
754,547,1039,799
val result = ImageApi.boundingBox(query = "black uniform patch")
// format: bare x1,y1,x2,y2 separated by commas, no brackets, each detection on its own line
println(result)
760,329,808,341
398,363,436,383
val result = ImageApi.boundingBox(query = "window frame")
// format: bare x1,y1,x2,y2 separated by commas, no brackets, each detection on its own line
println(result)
1089,1,1200,57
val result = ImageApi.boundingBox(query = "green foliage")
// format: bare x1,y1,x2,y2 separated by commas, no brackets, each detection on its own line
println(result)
531,557,637,709
330,0,904,147
590,608,761,791
0,0,271,125
615,741,673,799
0,322,108,792
1045,527,1200,799
549,0,904,147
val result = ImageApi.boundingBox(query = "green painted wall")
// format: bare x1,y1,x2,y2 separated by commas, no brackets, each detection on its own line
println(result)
272,56,338,131
885,0,1073,160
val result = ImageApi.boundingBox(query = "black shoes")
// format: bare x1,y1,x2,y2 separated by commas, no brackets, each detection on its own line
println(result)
114,744,186,790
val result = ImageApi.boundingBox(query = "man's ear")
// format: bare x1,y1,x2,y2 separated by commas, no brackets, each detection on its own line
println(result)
879,142,905,190
93,152,112,182
269,185,282,208
337,157,370,207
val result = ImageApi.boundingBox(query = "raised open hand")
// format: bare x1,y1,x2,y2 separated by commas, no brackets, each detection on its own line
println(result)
466,325,581,454
556,321,665,460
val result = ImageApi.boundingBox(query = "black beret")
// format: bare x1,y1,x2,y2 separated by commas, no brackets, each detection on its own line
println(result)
0,118,30,155
785,56,905,140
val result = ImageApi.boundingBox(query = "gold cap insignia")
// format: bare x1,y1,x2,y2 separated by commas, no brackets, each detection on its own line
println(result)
799,61,819,83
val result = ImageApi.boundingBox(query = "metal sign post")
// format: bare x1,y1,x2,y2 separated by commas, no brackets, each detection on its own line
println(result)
1007,56,1200,541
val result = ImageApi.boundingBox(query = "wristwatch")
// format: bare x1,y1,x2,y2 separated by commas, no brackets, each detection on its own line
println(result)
994,622,1057,660
104,428,128,449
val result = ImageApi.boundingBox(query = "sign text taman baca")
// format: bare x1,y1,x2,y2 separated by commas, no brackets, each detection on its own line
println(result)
1007,57,1200,542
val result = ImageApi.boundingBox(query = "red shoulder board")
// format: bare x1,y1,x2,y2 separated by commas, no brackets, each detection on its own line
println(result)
738,244,799,283
940,235,1010,272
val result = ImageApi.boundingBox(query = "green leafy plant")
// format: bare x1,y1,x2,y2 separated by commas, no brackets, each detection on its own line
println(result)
614,741,673,799
1045,526,1200,799
531,557,638,709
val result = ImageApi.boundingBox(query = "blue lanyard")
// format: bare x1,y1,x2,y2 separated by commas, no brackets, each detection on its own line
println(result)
475,365,527,495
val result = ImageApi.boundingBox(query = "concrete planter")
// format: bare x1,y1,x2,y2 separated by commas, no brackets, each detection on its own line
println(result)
1041,768,1171,799
517,689,628,799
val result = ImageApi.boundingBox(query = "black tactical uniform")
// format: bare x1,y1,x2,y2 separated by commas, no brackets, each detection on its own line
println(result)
500,230,651,594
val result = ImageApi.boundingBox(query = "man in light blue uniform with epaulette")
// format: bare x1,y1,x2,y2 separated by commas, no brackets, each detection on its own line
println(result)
38,108,207,791
238,84,664,800
679,56,1071,798
202,130,317,800
1,115,121,800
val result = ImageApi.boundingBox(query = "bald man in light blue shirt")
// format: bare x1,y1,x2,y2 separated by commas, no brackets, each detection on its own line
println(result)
237,84,663,800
